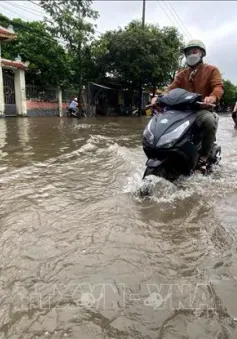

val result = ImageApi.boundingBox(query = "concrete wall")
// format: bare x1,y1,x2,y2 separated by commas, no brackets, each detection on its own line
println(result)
14,69,27,116
26,100,68,117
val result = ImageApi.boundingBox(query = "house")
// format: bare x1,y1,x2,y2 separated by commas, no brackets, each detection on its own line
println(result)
87,79,151,116
0,25,28,116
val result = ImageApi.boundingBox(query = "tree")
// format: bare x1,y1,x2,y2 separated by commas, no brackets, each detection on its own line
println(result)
0,14,70,89
220,79,237,111
39,0,99,93
92,20,184,95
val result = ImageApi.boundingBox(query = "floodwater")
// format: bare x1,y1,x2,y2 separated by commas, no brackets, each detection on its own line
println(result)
0,115,237,339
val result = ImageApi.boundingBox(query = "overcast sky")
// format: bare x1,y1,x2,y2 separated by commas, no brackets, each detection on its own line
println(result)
1,1,236,83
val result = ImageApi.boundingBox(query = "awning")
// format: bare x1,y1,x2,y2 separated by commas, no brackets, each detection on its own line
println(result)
89,82,112,90
0,26,17,40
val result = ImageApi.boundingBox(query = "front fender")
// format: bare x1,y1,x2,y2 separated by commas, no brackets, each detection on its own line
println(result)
146,158,166,168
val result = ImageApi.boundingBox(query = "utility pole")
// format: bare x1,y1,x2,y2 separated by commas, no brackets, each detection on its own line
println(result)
138,0,146,116
142,0,146,27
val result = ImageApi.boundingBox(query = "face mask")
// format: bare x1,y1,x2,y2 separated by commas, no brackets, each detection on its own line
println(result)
186,53,202,67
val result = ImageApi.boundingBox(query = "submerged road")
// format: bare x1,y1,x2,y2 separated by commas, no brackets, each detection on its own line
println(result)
0,115,236,338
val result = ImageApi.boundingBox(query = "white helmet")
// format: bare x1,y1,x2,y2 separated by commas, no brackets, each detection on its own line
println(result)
183,39,206,56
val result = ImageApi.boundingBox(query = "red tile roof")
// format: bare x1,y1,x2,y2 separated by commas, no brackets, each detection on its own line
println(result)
1,59,26,69
0,26,17,40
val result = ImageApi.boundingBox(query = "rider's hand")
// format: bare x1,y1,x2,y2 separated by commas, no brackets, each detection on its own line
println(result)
204,96,216,105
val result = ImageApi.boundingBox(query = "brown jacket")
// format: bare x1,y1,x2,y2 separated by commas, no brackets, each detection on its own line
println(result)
168,63,224,102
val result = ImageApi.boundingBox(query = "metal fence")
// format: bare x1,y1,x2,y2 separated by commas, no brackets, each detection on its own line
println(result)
62,88,78,102
26,85,58,102
26,85,79,103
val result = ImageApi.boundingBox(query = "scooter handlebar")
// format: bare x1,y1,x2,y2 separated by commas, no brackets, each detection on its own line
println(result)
196,101,216,107
145,104,153,109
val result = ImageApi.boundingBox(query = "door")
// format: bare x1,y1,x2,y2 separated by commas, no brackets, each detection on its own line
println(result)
3,69,17,116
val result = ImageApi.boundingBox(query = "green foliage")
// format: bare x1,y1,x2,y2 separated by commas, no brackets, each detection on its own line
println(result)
0,7,189,96
0,14,70,89
39,0,99,88
40,0,99,47
91,20,184,90
221,79,237,108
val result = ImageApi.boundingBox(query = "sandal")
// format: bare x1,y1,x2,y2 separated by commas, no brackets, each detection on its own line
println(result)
196,158,208,175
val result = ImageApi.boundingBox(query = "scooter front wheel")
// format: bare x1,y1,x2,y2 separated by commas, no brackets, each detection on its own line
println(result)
143,165,180,182
143,167,155,179
142,166,166,179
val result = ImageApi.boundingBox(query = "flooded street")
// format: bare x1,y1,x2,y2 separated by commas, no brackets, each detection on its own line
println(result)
0,115,237,338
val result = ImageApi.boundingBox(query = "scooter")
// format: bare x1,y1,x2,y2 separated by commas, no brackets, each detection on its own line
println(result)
142,88,221,182
67,108,81,118
67,107,87,118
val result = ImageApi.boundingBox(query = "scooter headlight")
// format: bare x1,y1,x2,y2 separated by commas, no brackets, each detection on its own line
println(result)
143,119,154,145
156,120,190,148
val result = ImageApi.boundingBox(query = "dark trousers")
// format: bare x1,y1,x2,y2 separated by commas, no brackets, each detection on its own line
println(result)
195,110,217,158
232,111,237,122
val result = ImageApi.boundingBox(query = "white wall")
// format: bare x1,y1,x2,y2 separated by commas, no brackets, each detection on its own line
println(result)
14,68,27,116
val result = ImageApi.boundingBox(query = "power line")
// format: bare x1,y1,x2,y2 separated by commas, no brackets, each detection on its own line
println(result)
28,0,41,8
3,0,65,43
30,0,187,40
163,1,192,39
1,3,67,46
25,0,103,36
1,1,103,47
157,1,190,40
1,2,32,21
3,1,46,19
156,1,211,64
0,10,67,47
2,0,103,37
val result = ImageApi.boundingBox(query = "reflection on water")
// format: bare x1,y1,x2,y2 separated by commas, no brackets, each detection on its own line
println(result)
0,115,236,338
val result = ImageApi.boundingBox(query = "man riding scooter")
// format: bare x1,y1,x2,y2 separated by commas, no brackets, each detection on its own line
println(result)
167,39,224,174
67,98,79,117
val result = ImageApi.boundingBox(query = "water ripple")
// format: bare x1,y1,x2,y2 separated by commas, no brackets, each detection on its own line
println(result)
0,115,236,338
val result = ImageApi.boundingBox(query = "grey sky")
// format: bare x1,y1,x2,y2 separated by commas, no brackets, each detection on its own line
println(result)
1,1,236,83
